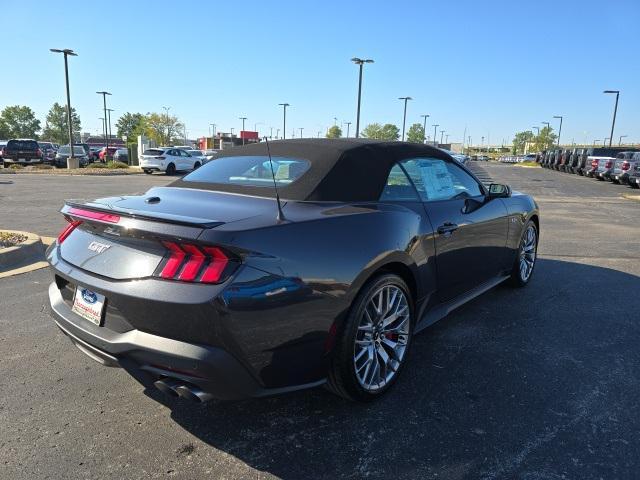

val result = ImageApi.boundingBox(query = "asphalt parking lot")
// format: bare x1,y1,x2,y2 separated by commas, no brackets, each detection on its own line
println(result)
1,164,639,479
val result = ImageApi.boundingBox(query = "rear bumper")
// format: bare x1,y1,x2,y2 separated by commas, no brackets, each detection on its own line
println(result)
46,244,334,400
48,282,268,400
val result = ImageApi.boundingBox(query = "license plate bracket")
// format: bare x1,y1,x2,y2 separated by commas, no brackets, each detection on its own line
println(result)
71,286,105,326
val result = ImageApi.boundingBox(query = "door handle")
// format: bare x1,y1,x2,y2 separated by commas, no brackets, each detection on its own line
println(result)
437,222,459,236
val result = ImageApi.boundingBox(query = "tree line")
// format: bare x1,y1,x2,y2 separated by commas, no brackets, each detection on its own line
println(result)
326,122,426,142
512,127,558,154
0,104,184,147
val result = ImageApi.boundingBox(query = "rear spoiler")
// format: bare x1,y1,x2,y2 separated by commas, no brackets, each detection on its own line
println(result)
61,201,222,241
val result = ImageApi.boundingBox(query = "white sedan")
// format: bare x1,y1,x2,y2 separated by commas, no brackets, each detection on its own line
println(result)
139,147,202,175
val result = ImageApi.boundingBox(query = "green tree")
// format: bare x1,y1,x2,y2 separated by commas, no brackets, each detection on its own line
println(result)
0,105,41,139
116,112,146,143
361,123,400,141
42,102,81,144
326,125,342,138
144,112,183,146
406,123,425,143
533,126,558,151
511,130,535,154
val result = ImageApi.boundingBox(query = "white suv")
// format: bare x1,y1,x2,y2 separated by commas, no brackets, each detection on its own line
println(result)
140,147,202,175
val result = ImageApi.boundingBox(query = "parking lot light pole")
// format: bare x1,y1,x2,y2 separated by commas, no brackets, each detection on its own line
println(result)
440,130,445,145
161,106,170,145
106,108,114,150
553,115,563,145
398,97,412,141
276,128,280,139
593,139,600,147
603,90,619,147
278,104,289,140
351,58,374,138
532,126,540,136
239,117,247,145
619,135,627,146
210,123,216,149
420,114,429,143
299,127,304,138
96,91,112,153
50,49,77,168
433,124,439,146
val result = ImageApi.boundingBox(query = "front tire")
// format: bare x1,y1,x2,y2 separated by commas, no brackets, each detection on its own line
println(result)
193,161,201,170
508,221,538,287
326,274,414,402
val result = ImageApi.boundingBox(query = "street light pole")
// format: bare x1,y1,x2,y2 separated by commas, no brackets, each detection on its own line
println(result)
532,126,540,135
50,48,77,168
239,117,247,145
619,135,627,145
278,103,289,139
553,115,563,145
97,91,112,153
351,57,374,138
420,114,429,144
398,97,412,141
432,124,439,146
604,90,620,147
299,127,304,138
106,108,114,149
440,130,445,144
344,122,351,138
210,123,216,149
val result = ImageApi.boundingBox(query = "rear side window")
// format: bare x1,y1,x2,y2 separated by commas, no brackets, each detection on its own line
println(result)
143,149,165,156
183,155,310,187
379,164,420,201
7,140,38,150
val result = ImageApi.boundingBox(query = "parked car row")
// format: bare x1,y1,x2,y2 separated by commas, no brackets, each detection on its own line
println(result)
499,154,537,163
536,147,640,188
0,138,132,168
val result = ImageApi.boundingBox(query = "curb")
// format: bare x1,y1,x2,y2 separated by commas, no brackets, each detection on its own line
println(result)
0,230,45,272
622,194,640,202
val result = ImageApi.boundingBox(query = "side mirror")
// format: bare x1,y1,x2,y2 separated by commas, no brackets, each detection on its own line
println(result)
487,183,511,199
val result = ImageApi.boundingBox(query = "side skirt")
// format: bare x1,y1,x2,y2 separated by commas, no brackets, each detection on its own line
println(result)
415,274,509,334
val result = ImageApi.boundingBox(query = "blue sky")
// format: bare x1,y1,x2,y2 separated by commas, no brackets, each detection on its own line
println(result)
2,0,639,145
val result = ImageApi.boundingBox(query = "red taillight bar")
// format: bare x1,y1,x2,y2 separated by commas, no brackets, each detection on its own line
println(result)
160,242,186,278
622,161,630,171
158,242,230,283
177,244,206,281
68,207,120,224
57,220,82,244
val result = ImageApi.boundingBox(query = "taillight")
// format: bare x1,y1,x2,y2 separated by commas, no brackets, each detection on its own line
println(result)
154,156,166,160
36,148,42,157
591,159,598,168
605,160,613,169
158,241,231,283
68,207,120,223
622,161,630,171
57,220,82,244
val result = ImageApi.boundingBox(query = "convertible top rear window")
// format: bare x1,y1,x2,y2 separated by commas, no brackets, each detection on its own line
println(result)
182,156,310,187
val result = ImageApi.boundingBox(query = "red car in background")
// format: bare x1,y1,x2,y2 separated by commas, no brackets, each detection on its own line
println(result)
99,146,120,161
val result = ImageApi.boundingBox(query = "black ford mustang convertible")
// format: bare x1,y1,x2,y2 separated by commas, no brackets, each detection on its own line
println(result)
46,139,539,403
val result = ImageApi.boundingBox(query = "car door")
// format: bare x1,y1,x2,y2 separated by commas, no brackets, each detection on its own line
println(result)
168,149,181,170
399,157,510,302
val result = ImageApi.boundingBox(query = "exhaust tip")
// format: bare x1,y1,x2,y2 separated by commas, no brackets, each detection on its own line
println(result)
175,385,214,403
153,378,180,398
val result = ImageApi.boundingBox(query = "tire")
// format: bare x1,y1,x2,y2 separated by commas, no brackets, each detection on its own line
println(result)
165,163,176,175
630,182,639,189
143,169,152,174
508,220,538,287
193,161,201,170
326,273,414,402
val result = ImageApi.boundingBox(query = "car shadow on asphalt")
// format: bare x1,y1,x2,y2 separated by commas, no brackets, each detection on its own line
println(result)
145,258,640,479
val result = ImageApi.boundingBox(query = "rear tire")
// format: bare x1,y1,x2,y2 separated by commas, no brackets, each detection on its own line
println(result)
508,220,538,287
326,274,414,402
165,163,176,175
194,161,201,170
144,169,152,174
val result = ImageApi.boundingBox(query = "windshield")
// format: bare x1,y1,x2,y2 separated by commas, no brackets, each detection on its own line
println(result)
182,155,310,187
58,146,85,155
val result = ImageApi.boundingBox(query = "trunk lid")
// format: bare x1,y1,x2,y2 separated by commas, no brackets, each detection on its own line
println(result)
58,187,277,280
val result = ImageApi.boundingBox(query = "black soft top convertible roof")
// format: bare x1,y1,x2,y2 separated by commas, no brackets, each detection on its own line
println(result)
170,138,453,202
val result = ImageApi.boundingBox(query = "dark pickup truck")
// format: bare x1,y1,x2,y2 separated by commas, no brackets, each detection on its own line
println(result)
2,139,43,165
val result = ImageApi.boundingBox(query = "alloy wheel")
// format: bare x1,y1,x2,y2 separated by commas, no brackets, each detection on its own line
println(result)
353,285,410,392
519,225,537,281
